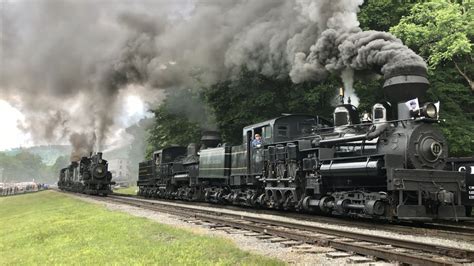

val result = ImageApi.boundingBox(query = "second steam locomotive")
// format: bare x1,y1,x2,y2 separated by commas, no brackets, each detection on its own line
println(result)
138,69,473,221
58,152,114,196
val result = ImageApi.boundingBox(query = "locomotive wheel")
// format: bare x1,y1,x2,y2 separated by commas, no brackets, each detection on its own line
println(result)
257,194,266,207
365,200,386,216
283,196,294,211
319,196,335,214
247,193,258,207
335,199,350,215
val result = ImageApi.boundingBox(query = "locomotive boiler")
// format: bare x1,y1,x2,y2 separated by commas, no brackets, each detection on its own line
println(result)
59,152,114,196
138,68,473,221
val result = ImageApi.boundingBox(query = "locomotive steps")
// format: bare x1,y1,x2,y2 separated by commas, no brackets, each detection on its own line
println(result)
79,192,474,265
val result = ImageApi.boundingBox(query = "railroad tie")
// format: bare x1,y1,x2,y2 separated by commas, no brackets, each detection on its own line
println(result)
346,256,374,263
279,240,303,247
326,251,353,258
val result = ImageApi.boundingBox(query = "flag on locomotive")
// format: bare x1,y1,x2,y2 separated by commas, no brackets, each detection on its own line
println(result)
138,68,473,221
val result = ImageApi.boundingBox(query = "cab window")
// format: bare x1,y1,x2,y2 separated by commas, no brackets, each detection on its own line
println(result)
277,125,288,137
262,125,272,139
297,122,313,134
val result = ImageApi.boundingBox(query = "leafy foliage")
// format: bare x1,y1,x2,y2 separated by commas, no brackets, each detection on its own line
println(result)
358,0,413,32
389,1,474,155
203,69,337,144
427,67,474,156
0,151,59,184
391,1,473,90
145,90,204,159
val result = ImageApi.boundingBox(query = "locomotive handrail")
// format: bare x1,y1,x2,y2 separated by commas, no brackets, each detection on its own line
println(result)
302,117,432,136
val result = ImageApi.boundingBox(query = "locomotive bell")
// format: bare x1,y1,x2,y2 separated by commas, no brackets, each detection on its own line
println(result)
383,67,429,103
201,130,221,148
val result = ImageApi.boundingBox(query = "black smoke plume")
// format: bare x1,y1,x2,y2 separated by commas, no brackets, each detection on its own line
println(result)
0,0,426,158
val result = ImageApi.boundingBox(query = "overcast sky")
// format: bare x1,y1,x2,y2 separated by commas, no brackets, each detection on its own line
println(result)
0,96,149,151
0,100,32,150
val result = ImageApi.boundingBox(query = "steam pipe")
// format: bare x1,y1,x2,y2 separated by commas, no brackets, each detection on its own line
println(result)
318,123,389,147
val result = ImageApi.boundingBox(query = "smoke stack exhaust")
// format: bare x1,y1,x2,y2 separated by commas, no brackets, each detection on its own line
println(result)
383,67,429,103
201,131,221,149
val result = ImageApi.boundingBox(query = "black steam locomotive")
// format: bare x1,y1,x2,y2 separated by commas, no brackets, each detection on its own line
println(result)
59,152,114,196
138,69,474,221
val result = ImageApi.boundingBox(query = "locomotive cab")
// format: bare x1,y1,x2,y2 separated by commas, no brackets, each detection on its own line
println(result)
152,147,187,177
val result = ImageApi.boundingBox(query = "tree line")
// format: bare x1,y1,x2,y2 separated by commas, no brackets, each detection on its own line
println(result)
0,151,69,184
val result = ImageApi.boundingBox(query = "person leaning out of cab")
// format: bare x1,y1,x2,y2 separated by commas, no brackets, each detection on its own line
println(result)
252,133,263,148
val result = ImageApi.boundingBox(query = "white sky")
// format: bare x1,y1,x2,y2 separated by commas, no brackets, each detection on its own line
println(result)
0,100,32,150
0,95,150,151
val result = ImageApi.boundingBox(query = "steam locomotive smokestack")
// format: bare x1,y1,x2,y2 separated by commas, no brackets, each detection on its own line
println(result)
201,131,221,149
382,66,429,103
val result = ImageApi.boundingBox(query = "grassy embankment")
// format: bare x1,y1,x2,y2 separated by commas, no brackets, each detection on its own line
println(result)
114,185,138,195
0,191,283,265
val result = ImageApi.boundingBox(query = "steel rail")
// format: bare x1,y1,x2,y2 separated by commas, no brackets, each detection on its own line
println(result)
105,194,473,265
112,192,474,239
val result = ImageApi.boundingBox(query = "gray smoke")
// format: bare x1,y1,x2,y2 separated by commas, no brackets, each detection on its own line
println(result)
290,1,427,85
69,132,96,162
0,0,426,155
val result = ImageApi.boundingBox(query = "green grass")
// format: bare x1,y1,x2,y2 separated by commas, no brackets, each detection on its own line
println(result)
114,185,138,195
0,191,283,265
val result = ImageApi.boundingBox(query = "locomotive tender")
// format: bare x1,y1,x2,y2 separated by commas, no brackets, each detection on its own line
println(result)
59,152,114,196
138,69,474,221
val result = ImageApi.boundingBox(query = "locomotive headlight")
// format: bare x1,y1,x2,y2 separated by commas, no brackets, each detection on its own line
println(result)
422,103,437,119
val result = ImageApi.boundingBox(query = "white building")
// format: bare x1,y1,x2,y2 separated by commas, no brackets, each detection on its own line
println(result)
108,158,132,186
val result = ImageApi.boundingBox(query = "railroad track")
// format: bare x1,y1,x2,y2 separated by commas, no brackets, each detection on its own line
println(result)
112,192,474,242
103,194,473,265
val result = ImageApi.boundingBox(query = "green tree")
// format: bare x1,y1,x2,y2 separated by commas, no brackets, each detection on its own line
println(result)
0,151,53,183
390,1,474,156
50,155,70,180
391,1,473,91
359,0,414,32
427,67,474,156
203,69,337,144
145,90,204,159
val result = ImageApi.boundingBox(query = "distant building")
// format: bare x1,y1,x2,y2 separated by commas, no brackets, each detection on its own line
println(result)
108,159,132,187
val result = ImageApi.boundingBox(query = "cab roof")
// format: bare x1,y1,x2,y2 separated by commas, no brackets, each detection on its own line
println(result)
243,114,326,131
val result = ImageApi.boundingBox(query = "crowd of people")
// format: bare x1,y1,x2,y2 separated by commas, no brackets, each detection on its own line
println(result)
0,182,48,196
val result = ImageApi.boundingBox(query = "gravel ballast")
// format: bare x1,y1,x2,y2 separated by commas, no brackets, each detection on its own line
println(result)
68,193,473,265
